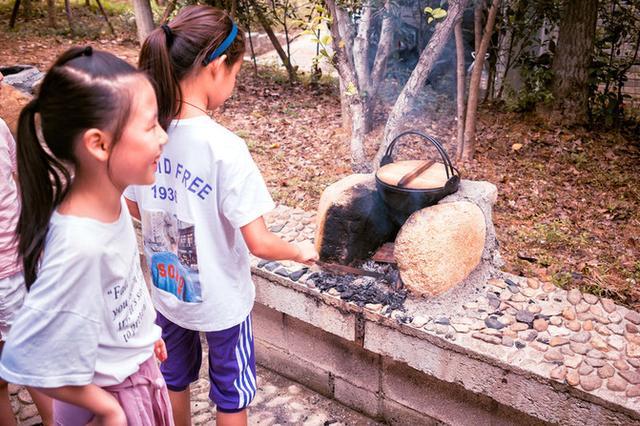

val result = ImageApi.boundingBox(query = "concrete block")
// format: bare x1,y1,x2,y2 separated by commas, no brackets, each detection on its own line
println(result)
382,358,538,426
381,400,441,426
252,303,286,349
364,321,458,380
285,316,381,392
255,339,333,398
366,321,640,425
333,377,381,419
254,274,355,341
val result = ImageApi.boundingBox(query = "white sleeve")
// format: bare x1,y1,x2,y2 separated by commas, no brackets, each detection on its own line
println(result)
0,230,103,388
219,143,275,228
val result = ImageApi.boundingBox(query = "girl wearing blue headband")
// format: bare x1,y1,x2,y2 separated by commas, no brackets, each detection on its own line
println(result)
134,6,318,426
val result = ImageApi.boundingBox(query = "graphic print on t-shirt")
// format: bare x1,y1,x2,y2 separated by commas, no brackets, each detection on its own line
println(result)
141,209,203,303
105,262,150,342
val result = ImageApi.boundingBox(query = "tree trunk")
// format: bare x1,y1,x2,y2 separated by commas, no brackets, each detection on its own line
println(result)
325,0,368,170
454,21,466,160
550,0,598,125
353,4,372,87
160,0,177,24
474,0,483,54
363,0,395,132
23,0,31,18
254,5,297,83
348,100,370,173
246,20,258,76
461,0,500,161
374,0,469,167
230,0,237,17
47,0,56,27
339,79,353,130
132,0,155,45
494,1,513,99
326,0,395,171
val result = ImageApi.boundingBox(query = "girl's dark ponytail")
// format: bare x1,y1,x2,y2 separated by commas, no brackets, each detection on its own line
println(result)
16,99,70,288
15,46,141,289
140,27,181,130
139,6,246,129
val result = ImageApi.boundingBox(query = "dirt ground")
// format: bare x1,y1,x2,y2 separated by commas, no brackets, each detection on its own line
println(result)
1,4,639,309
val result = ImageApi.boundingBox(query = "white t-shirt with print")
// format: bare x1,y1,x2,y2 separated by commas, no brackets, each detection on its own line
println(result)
125,116,275,332
0,199,161,387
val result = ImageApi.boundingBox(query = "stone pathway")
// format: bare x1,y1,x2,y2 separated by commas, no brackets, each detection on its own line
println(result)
252,30,337,77
11,359,380,426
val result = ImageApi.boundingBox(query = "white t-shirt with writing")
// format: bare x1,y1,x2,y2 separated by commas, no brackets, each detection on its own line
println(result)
125,116,275,332
0,199,161,387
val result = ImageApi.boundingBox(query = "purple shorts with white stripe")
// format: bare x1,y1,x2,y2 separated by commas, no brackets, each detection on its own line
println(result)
156,311,257,413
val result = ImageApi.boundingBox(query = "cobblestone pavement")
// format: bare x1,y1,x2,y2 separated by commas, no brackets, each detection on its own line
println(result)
10,338,381,426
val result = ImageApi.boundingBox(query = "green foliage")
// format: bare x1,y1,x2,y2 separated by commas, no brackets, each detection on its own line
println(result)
498,0,640,127
0,0,138,39
505,52,554,112
293,3,333,67
589,0,640,127
498,0,560,109
424,6,447,24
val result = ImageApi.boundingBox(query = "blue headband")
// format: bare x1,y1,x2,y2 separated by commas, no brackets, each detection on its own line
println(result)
203,22,238,65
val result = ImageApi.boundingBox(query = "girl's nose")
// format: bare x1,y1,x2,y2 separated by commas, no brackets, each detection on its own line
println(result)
159,127,169,147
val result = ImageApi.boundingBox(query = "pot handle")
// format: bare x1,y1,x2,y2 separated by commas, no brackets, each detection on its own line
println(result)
380,131,457,180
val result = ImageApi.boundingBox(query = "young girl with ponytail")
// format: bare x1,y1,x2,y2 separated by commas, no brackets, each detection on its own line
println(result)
0,47,173,426
128,5,318,425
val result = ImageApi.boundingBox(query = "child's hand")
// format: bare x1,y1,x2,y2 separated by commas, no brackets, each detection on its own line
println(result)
154,339,168,362
293,241,319,265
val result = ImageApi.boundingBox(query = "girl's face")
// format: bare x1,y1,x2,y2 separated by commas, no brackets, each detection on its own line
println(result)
109,77,168,188
207,59,242,110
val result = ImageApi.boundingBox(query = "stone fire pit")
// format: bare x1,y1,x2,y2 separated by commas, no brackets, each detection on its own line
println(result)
250,179,640,425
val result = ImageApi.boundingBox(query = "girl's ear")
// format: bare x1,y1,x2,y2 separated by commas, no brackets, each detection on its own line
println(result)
81,128,111,162
206,54,228,77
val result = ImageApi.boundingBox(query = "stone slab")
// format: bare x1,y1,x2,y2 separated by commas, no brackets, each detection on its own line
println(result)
254,271,356,341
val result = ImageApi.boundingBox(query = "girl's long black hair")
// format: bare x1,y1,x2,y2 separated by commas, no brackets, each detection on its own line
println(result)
17,46,140,288
139,5,245,129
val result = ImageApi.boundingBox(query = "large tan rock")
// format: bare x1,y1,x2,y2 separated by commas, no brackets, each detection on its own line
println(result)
315,174,398,264
395,201,486,297
0,84,31,136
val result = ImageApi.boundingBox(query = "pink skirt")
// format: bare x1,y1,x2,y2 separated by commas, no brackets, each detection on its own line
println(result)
54,356,173,425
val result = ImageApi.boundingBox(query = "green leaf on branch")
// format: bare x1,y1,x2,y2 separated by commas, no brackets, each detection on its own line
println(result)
424,7,447,24
345,82,358,97
432,8,447,19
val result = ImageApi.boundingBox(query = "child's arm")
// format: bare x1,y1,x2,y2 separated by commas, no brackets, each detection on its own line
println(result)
125,198,141,221
37,384,126,425
241,216,318,265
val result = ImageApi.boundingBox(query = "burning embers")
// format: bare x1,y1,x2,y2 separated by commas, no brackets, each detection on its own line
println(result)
307,260,407,311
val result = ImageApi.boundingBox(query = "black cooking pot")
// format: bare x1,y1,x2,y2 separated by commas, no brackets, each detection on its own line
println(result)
375,131,460,224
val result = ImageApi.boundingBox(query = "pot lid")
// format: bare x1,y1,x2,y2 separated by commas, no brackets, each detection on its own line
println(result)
376,160,448,189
